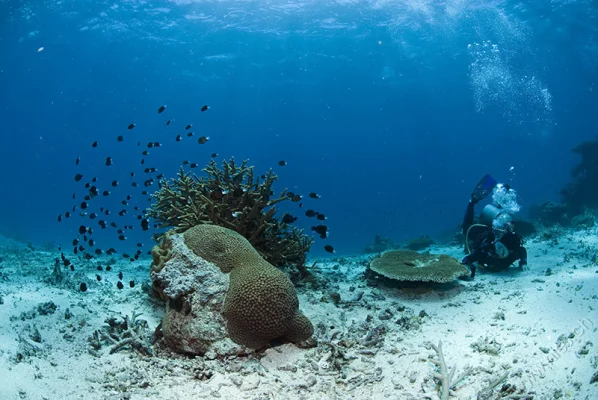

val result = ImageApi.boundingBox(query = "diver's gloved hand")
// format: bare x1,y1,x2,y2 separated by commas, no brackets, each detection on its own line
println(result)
459,258,476,281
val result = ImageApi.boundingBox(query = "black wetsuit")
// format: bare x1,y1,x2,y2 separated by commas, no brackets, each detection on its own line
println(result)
461,201,528,272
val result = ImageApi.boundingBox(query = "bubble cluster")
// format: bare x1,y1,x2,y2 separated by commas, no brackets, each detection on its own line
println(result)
468,40,552,126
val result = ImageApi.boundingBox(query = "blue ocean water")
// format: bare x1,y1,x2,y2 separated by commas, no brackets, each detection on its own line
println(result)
0,0,596,257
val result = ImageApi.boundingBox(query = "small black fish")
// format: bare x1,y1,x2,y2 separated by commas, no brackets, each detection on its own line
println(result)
316,213,327,221
130,172,135,177
72,193,76,199
185,124,192,130
153,142,161,147
80,282,87,292
80,201,88,210
106,265,112,271
103,190,110,196
281,213,297,224
129,280,135,288
118,271,123,280
96,275,102,282
166,120,171,125
112,180,120,187
117,281,124,290
95,248,102,255
85,183,90,189
97,265,103,271
65,212,71,218
89,186,99,197
190,163,198,168
128,123,135,130
105,157,113,166
92,177,97,182
141,219,149,231
118,234,126,240
58,214,62,222
142,150,149,156
141,159,145,165
201,105,209,112
305,210,317,218
176,135,182,142
309,192,320,199
74,173,83,182
147,142,153,148
88,239,94,246
278,160,287,166
311,224,328,237
198,136,209,144
117,135,124,142
186,132,193,137
92,141,98,148
89,213,97,220
72,239,79,246
324,245,335,254
182,160,189,165
211,153,218,158
75,157,80,165
158,105,166,113
291,194,302,202
132,182,138,187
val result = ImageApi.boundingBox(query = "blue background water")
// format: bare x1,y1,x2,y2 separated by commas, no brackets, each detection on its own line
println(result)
0,0,596,256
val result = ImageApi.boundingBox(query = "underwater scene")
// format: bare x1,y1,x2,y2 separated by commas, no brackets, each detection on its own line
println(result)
1,0,598,399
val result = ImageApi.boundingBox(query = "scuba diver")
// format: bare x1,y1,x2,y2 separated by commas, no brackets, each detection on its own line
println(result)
461,174,528,280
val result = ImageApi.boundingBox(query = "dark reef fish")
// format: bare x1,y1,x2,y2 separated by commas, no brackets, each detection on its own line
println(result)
158,105,166,113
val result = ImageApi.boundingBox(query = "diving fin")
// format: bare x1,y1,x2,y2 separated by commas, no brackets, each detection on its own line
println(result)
471,174,497,204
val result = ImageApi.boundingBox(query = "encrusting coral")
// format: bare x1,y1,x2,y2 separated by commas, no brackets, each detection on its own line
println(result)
367,250,468,283
147,157,313,268
183,224,314,349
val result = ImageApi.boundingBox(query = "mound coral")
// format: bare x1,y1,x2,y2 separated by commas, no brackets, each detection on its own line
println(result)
147,157,313,268
368,250,467,283
183,224,313,349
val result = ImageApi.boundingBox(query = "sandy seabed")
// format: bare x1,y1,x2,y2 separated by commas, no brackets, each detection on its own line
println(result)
0,228,597,400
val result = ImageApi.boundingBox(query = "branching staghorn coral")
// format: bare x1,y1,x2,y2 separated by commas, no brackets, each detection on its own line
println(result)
147,157,313,268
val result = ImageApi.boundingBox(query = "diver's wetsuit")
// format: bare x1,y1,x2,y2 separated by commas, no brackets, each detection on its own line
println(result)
462,201,528,271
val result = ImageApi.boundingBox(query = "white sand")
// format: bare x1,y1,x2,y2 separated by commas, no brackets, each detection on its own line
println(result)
0,228,597,400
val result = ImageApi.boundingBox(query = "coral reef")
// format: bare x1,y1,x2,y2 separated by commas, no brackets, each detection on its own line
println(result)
147,158,313,268
561,137,598,214
363,234,396,253
367,250,468,283
183,224,313,349
528,201,570,227
403,235,435,251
